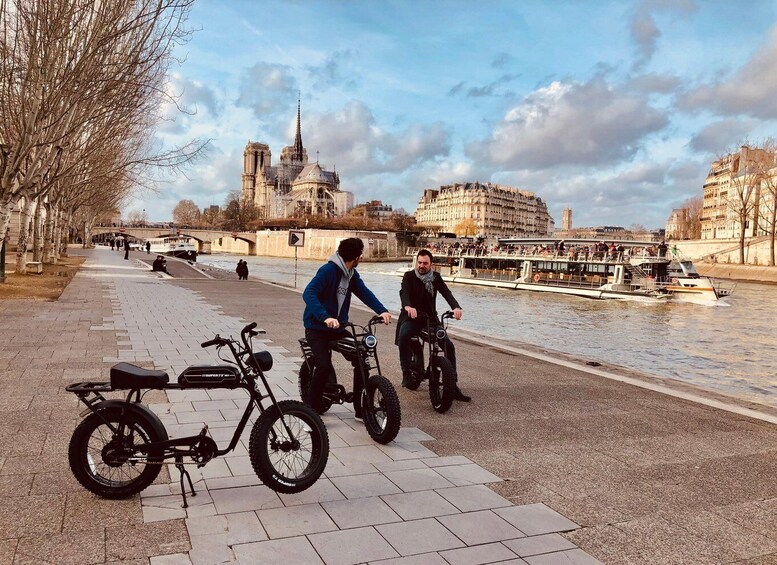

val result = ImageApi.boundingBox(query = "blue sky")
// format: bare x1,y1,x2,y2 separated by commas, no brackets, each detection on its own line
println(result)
135,0,777,229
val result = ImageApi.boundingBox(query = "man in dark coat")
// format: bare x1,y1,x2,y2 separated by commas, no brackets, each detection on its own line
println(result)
123,237,130,260
396,249,470,401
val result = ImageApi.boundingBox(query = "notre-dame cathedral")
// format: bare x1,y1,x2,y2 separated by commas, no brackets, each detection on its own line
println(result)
241,101,353,219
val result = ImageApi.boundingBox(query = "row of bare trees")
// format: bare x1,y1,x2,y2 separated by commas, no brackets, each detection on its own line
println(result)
0,0,204,274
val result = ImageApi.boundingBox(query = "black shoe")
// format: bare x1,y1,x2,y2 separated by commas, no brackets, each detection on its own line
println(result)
454,386,471,402
402,373,412,388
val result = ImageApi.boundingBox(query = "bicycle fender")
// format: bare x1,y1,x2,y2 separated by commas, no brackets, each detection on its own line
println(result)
91,400,169,441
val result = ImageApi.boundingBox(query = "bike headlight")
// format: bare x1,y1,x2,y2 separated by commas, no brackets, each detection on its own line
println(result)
363,334,378,349
435,328,447,340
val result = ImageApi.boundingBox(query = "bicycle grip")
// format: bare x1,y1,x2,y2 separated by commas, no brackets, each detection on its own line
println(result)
201,338,220,348
243,322,257,333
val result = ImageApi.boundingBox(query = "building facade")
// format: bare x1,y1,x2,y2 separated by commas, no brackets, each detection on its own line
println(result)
701,145,775,240
351,200,394,222
241,102,353,219
665,208,688,239
414,181,553,237
561,208,572,231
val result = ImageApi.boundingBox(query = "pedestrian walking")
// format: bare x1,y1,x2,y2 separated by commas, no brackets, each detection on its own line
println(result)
123,237,130,260
145,241,151,254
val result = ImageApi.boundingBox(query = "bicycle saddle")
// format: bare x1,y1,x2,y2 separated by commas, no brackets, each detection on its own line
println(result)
110,362,169,389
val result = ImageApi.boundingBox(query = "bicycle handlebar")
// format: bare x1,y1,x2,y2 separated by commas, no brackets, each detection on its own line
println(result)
201,336,223,348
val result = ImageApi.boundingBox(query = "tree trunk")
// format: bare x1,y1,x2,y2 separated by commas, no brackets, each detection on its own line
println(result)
0,197,14,252
51,208,60,263
770,207,777,267
32,198,42,262
14,198,36,273
42,202,54,263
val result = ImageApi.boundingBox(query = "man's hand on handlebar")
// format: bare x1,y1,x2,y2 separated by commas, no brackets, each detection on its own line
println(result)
404,306,418,319
453,308,463,321
378,312,392,325
324,317,340,329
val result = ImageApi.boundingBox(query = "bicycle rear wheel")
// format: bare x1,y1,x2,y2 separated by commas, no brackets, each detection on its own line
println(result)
68,408,165,499
249,400,329,494
429,356,456,413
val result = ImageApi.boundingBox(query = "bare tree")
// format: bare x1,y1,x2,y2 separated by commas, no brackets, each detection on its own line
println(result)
126,209,148,227
726,145,771,264
756,139,777,265
676,196,703,240
0,0,206,273
172,199,201,226
222,191,257,231
201,206,222,228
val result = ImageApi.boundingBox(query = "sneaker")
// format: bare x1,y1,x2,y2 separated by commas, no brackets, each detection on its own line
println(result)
353,398,363,422
454,386,471,402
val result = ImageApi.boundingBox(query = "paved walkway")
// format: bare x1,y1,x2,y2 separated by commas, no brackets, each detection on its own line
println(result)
0,249,598,565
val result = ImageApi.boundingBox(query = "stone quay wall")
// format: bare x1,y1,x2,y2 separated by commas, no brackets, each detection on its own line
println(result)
211,228,412,261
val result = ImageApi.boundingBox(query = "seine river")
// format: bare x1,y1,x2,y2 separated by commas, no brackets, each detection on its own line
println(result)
201,254,777,409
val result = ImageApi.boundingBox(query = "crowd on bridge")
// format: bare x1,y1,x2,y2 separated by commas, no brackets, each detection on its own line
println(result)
424,240,672,261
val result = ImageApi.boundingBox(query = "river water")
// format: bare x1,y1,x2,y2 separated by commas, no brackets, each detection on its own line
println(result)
201,254,777,408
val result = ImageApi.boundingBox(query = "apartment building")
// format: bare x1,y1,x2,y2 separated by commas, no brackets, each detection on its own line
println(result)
414,181,553,237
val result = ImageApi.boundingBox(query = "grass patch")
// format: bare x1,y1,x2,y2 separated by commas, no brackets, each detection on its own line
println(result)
0,255,86,300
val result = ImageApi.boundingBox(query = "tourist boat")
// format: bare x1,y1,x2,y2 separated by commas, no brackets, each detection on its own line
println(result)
406,239,734,304
147,236,198,262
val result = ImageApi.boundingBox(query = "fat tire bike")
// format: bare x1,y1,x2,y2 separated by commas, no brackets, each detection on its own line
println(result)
403,311,457,413
298,316,402,444
66,322,329,507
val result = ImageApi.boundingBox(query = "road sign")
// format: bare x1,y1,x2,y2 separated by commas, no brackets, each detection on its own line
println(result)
231,232,237,238
288,230,305,247
119,227,125,233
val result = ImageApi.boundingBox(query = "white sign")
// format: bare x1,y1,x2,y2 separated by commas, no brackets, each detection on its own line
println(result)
288,230,305,247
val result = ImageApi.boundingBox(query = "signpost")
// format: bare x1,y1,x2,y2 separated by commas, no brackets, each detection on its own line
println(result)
288,230,305,288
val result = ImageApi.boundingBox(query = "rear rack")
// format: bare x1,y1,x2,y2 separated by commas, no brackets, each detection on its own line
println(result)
65,381,113,411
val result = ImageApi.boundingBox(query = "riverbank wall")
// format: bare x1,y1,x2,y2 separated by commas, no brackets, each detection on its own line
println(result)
210,228,412,261
675,236,775,265
695,261,777,284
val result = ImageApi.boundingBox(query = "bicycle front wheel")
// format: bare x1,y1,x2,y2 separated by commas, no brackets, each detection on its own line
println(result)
68,408,165,499
363,375,402,444
429,356,456,413
249,400,329,494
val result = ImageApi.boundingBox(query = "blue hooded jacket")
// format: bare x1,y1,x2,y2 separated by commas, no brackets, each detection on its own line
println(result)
303,258,388,332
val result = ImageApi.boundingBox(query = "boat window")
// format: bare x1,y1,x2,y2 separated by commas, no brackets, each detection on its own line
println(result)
680,261,699,275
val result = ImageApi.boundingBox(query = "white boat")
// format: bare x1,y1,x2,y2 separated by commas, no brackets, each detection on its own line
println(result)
405,239,734,304
147,236,198,262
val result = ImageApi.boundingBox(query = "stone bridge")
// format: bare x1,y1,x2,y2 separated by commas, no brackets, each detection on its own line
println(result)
91,227,256,254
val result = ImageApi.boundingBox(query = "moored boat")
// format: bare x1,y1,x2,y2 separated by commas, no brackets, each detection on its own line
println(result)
147,236,198,262
405,239,733,304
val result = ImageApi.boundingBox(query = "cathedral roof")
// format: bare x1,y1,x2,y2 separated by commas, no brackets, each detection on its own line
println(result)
298,163,329,182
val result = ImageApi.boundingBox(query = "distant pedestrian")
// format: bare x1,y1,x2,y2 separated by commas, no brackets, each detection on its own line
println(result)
236,260,249,280
123,238,130,260
145,241,151,254
658,240,668,258
152,255,168,273
110,238,115,250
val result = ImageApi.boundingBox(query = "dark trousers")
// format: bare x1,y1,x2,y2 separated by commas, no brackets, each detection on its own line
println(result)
305,328,365,411
124,248,129,260
397,319,457,378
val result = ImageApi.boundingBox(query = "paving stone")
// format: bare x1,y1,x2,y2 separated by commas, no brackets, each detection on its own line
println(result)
278,477,346,506
377,517,465,556
524,548,604,564
105,519,190,561
209,484,283,513
503,533,578,557
188,532,232,565
322,496,402,529
0,494,65,537
381,489,461,520
308,526,400,565
434,463,502,486
331,472,402,499
373,458,428,473
149,554,193,565
422,456,472,468
332,445,394,465
370,554,449,565
232,535,323,564
384,467,456,492
223,511,269,544
495,504,579,536
257,502,337,538
438,510,525,545
435,484,513,512
438,542,517,564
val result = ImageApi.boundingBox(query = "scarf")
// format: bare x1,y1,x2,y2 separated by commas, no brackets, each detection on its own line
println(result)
329,252,353,316
415,268,435,295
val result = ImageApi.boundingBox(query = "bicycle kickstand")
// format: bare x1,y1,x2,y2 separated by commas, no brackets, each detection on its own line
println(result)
174,455,197,508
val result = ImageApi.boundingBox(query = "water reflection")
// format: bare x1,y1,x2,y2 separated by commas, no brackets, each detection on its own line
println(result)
201,254,777,408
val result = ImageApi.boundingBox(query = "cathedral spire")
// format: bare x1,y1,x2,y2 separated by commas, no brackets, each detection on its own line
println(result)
293,94,303,161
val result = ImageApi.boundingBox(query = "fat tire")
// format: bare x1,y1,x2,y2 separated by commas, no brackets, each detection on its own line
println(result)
68,408,164,499
363,375,402,444
405,341,424,390
429,356,456,414
249,400,329,494
298,357,333,414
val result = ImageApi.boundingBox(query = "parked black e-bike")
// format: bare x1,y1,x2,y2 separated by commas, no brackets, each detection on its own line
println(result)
403,311,457,413
66,322,329,507
298,316,401,444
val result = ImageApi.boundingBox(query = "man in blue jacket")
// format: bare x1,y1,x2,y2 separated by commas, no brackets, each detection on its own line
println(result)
303,237,391,417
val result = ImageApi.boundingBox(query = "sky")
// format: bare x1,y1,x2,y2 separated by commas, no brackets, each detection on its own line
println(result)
133,0,777,229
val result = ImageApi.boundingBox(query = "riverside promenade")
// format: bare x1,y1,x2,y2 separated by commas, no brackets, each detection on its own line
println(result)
1,249,776,564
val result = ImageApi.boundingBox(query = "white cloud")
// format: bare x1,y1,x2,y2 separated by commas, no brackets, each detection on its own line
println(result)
630,0,697,70
688,119,757,154
468,76,668,170
681,26,777,119
236,62,298,121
